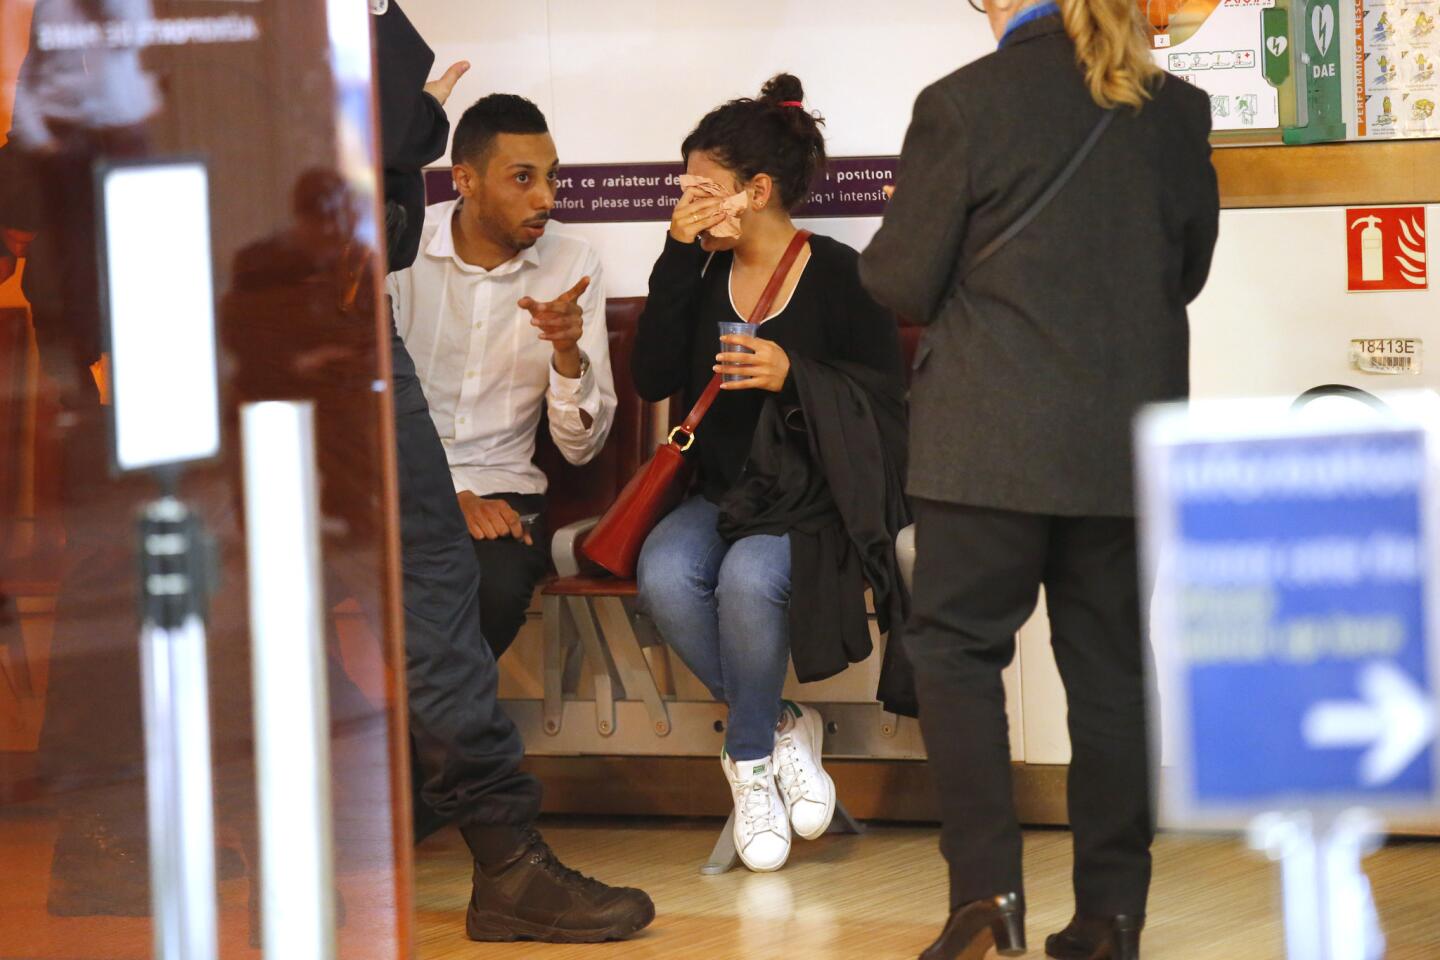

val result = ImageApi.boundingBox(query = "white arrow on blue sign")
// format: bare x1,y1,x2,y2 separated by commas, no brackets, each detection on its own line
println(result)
1304,661,1437,788
1139,393,1440,823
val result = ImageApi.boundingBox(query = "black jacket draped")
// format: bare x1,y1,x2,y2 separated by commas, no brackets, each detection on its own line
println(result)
718,359,916,717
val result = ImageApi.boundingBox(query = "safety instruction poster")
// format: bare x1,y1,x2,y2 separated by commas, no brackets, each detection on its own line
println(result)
1149,0,1282,130
1357,0,1440,137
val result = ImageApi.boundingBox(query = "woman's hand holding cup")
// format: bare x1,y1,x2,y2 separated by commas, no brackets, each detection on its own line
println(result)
669,188,730,244
715,335,791,392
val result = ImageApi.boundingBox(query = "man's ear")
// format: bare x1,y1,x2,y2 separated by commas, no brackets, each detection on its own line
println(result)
748,173,775,211
452,161,481,199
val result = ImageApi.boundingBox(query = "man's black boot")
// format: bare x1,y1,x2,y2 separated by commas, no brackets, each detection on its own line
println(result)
460,824,654,943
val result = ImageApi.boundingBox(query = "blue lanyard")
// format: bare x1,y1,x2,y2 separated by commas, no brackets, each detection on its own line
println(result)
1000,1,1061,46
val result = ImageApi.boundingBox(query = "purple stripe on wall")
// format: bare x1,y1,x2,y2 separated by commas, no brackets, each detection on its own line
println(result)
423,156,899,224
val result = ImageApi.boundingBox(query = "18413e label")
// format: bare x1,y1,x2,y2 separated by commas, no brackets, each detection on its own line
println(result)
1350,337,1422,375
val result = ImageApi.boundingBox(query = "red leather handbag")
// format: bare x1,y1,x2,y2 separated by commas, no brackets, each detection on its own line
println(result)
581,229,812,578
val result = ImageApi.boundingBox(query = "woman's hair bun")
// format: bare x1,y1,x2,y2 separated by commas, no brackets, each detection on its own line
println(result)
682,72,826,211
760,73,805,105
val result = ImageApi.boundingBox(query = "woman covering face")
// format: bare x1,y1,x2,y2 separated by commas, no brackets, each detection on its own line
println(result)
631,73,912,874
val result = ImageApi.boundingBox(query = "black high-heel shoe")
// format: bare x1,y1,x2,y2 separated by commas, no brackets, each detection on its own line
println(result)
1044,914,1144,960
919,892,1026,960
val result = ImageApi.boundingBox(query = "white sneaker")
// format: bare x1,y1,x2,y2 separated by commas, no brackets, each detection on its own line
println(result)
722,754,791,872
772,702,836,840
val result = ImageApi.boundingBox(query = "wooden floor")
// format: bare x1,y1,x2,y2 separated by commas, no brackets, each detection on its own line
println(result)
416,818,1440,960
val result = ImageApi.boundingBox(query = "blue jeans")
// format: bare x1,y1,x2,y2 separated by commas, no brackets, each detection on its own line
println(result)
637,496,791,761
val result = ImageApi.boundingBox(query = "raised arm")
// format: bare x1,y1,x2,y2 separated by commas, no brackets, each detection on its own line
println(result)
858,81,972,326
830,245,906,384
546,254,616,464
1178,97,1220,305
374,2,458,171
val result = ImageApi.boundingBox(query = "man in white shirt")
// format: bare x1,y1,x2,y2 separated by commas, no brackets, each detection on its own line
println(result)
388,93,616,660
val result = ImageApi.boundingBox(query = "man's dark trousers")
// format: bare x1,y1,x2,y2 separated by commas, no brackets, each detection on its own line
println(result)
471,492,549,662
392,327,541,828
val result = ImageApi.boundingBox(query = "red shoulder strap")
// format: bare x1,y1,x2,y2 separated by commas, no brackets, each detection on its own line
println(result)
674,229,812,440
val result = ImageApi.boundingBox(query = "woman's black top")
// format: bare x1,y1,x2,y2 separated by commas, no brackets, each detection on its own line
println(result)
632,232,904,502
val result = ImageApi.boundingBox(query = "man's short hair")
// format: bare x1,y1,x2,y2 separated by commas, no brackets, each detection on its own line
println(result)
451,94,550,168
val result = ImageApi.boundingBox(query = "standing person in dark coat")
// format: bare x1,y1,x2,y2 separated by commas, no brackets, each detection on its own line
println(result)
372,1,654,942
859,0,1219,955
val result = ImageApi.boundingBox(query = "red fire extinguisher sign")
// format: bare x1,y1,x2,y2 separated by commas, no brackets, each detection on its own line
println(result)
1346,206,1428,293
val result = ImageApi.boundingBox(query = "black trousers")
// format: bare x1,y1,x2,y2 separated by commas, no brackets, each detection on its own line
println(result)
471,492,550,662
908,499,1153,918
393,329,541,828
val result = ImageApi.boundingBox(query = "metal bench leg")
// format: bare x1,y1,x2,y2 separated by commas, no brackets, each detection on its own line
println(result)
542,595,565,736
829,799,865,836
701,811,740,876
592,596,671,737
566,597,617,737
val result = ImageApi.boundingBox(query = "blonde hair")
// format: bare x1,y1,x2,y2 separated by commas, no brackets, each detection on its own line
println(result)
1060,0,1164,109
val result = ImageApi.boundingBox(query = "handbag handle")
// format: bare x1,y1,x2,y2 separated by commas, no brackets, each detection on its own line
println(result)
668,229,813,450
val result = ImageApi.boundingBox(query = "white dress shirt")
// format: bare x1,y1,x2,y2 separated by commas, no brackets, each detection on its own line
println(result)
387,200,616,497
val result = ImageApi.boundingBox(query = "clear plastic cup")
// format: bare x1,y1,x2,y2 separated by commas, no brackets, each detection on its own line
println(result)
718,321,759,384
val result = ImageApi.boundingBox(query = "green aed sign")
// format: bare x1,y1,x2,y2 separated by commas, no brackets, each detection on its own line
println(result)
1284,0,1347,143
1263,8,1291,87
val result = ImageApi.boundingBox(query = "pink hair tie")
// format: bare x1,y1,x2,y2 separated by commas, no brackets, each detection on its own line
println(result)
780,101,805,108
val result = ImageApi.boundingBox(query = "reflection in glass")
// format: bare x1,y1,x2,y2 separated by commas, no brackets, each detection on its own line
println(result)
0,2,405,957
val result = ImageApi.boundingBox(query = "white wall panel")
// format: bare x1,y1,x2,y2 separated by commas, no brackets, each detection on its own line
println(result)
403,0,993,294
543,0,993,161
1190,205,1440,399
403,3,554,140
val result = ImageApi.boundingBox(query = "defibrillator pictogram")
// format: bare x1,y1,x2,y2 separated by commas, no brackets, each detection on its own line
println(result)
1347,206,1428,292
1312,2,1335,57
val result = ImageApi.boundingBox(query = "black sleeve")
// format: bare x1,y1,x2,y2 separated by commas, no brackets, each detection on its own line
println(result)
827,244,906,383
374,1,449,272
632,234,709,402
858,80,971,326
388,91,450,172
1179,91,1220,304
374,2,446,170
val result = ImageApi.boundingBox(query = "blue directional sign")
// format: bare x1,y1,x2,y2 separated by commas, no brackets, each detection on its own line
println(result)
1139,397,1440,820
